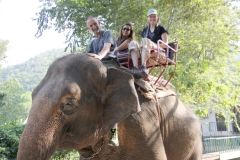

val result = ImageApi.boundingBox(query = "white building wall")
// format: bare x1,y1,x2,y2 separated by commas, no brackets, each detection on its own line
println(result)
200,111,238,137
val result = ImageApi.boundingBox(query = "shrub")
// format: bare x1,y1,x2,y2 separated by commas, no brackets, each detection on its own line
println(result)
0,123,24,159
0,123,79,159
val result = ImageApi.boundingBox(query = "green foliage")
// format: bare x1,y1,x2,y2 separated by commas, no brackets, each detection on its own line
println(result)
195,107,208,117
0,93,6,108
0,123,25,160
1,48,70,92
0,79,29,124
0,123,79,160
173,54,240,114
51,150,79,160
34,0,240,52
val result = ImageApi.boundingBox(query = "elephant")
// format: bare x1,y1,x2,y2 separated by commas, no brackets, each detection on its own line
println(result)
17,54,202,160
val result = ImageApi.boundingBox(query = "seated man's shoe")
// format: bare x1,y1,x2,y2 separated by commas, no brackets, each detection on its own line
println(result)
125,67,142,79
140,65,148,79
131,66,142,79
108,128,119,146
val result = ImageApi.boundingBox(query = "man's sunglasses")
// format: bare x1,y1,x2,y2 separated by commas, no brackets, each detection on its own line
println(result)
122,28,131,31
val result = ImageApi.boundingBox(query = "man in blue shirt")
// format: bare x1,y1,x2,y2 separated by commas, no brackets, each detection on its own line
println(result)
86,16,119,146
86,16,119,69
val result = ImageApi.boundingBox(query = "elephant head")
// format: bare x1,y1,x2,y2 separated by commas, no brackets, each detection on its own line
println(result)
17,54,141,159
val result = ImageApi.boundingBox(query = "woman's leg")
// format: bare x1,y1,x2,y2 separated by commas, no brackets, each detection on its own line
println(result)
126,41,142,78
140,38,157,66
141,49,148,66
130,51,139,68
139,38,157,78
128,40,140,68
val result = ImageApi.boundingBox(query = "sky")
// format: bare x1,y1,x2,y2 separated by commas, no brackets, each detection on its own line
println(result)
0,0,66,67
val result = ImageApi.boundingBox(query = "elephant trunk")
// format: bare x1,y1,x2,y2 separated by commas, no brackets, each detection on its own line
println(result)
17,134,55,160
17,99,61,160
17,123,58,160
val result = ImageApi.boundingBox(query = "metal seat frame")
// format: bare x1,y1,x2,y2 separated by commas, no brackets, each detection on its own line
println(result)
117,39,178,87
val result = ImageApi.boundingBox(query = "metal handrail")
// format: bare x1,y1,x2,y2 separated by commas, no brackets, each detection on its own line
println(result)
203,136,240,153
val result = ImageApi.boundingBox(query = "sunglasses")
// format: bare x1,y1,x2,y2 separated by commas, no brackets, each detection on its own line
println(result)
122,28,131,31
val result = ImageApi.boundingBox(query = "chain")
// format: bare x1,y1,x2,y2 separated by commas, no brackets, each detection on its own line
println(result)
82,139,104,160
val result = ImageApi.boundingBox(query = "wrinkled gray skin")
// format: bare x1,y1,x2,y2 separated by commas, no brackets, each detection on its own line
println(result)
17,54,202,160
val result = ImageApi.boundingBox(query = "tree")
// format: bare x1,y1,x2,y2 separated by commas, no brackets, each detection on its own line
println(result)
0,123,25,159
0,79,30,124
34,0,240,117
1,48,70,91
34,0,240,51
169,1,240,117
0,37,29,124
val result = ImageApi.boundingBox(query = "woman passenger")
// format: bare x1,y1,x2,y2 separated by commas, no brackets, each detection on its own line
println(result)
116,23,135,54
129,9,168,79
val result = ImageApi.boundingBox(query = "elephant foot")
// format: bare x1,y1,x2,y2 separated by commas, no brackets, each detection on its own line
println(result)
108,128,119,146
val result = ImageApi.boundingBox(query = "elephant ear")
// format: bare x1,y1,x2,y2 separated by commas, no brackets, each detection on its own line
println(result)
102,68,141,134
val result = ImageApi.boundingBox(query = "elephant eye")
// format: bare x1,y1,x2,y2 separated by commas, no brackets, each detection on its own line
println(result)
60,98,78,115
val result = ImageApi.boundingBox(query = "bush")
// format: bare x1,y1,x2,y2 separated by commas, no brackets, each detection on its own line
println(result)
51,150,79,160
0,123,79,159
0,123,24,159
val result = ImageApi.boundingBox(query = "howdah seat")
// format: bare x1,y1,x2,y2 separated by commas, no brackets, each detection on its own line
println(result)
117,39,178,87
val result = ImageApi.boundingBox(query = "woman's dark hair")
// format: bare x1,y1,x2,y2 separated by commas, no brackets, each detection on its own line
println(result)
116,23,135,43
